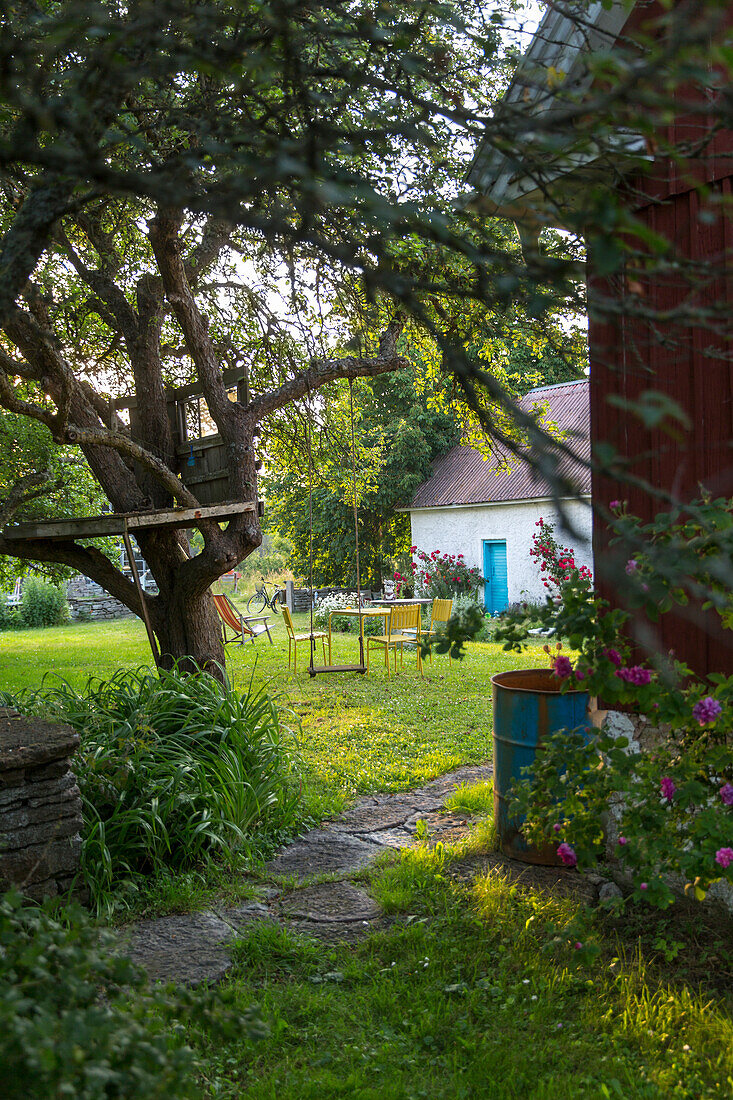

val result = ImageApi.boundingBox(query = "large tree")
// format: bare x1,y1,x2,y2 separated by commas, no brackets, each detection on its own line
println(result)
0,0,527,673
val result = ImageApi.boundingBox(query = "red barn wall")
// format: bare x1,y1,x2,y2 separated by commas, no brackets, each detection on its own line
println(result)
589,1,733,677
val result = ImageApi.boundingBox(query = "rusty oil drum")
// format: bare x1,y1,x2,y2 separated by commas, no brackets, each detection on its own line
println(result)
491,668,591,865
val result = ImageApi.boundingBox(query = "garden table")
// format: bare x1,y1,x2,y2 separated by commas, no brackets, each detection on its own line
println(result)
370,598,433,606
328,607,391,652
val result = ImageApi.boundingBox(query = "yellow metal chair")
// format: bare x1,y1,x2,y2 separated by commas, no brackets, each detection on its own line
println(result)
366,604,422,677
423,598,454,663
281,605,327,673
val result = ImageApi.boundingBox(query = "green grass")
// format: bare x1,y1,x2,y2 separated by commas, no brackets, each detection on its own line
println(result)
195,830,733,1100
2,612,732,1097
0,610,547,816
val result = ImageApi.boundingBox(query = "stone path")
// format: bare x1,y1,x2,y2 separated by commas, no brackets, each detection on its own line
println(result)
118,763,606,985
118,765,492,984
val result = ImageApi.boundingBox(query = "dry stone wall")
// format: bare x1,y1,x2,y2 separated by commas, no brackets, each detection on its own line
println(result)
0,707,85,901
69,594,132,621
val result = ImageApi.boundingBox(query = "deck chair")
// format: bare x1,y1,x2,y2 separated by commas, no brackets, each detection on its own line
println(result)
366,604,422,677
212,593,272,645
422,598,454,663
281,605,328,673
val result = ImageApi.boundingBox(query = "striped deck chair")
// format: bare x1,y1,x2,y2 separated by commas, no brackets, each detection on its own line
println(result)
212,593,272,645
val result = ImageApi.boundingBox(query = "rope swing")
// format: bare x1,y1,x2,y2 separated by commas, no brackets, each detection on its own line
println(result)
307,378,367,677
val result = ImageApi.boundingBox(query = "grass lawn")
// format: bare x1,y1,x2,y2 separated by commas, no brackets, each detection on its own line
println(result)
0,609,548,817
2,611,732,1098
200,847,733,1099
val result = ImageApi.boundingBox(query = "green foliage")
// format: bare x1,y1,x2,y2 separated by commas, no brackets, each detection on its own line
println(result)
265,370,460,588
0,596,21,631
421,601,486,661
494,497,733,906
0,890,267,1100
19,577,69,628
444,778,494,816
8,667,303,915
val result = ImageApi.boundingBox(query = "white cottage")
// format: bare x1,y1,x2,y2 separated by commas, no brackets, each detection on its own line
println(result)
405,380,592,612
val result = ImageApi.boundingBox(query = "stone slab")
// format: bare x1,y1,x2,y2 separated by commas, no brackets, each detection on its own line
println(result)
278,881,381,924
448,852,598,904
0,716,79,771
367,829,413,849
1,790,81,830
1,811,83,848
216,900,275,934
334,799,418,833
0,834,82,883
282,917,390,945
264,829,383,881
118,911,234,986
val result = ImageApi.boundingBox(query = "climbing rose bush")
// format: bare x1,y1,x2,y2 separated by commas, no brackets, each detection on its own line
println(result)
496,497,733,908
529,517,592,599
410,546,482,600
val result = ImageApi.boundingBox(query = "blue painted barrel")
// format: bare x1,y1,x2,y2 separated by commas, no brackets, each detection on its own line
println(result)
491,669,591,865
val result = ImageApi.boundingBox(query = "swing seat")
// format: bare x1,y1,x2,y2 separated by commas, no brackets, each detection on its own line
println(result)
308,663,367,677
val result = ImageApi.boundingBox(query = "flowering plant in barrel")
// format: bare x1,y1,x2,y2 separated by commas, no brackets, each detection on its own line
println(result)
410,546,483,600
495,497,733,908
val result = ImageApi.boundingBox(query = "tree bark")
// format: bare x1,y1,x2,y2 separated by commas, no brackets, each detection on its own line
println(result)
150,584,226,678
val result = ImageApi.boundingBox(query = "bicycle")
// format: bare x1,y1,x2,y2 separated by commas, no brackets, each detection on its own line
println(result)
247,579,284,615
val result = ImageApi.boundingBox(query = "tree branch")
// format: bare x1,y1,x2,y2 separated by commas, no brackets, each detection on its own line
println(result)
248,315,407,422
63,424,198,509
148,208,237,438
0,534,146,616
0,179,74,328
0,472,60,526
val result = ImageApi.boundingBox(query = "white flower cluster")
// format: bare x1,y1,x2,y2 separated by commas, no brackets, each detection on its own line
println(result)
313,591,359,629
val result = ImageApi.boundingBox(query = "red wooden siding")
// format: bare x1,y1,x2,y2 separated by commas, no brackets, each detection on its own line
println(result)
590,174,733,677
589,0,733,678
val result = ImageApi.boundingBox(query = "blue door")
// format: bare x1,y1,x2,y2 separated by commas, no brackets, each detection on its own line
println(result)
483,540,509,614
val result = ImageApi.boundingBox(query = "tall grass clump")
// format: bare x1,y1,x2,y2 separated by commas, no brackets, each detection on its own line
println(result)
13,666,302,914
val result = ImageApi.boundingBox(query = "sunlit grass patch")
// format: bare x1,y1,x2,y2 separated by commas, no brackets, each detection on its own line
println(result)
444,778,493,816
230,921,324,982
200,861,733,1099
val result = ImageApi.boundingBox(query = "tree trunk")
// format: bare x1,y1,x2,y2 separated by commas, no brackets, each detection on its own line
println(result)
150,585,227,679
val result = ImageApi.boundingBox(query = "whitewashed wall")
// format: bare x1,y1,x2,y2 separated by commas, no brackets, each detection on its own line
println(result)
409,496,593,607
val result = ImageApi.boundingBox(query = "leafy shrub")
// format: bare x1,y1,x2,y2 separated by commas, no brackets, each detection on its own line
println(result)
410,546,483,600
10,667,302,914
495,496,733,906
529,517,592,599
0,596,21,631
451,594,491,640
314,591,358,631
19,577,69,627
0,889,266,1100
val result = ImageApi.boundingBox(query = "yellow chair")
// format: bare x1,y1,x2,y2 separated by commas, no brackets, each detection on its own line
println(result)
366,604,422,677
281,605,328,673
423,598,454,663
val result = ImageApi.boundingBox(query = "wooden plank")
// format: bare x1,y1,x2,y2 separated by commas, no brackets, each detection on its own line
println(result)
308,665,367,676
3,501,257,542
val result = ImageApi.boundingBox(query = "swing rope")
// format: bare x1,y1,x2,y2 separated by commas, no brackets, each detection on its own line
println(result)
349,378,365,670
307,377,366,676
307,383,317,670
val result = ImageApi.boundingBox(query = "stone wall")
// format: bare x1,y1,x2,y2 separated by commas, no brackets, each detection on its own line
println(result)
0,707,85,902
69,594,132,621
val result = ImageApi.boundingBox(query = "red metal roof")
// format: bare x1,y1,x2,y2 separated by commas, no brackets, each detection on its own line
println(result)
408,379,590,509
